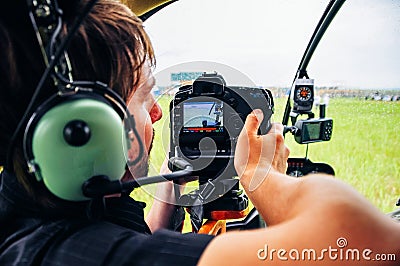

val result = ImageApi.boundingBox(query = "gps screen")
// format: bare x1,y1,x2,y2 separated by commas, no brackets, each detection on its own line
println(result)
304,122,321,141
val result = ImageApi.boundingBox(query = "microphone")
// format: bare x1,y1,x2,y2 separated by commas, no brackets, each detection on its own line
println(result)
82,157,193,198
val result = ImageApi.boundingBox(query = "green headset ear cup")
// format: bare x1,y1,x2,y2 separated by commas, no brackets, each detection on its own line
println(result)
31,98,128,201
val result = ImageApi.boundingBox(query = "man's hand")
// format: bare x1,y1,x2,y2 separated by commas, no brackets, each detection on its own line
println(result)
145,158,196,232
234,109,290,191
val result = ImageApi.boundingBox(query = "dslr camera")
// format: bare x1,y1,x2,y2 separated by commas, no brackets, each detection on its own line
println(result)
169,72,274,181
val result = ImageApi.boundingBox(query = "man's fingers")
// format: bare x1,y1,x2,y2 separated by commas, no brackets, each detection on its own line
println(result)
268,123,284,135
243,109,264,136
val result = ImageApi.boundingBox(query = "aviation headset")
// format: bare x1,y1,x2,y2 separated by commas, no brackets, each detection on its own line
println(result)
6,0,144,201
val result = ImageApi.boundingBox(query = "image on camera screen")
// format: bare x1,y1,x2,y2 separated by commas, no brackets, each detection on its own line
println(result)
182,101,223,133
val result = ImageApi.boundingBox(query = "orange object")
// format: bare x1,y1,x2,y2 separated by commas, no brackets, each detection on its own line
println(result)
198,220,226,235
208,207,250,221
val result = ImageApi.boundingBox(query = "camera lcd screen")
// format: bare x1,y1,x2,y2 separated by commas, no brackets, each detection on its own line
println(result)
182,101,223,133
304,122,321,141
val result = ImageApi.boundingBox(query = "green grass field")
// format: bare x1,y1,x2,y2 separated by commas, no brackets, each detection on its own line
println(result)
274,98,400,214
135,97,400,217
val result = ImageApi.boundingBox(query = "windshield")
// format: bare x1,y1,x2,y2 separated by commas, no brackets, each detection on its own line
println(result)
144,0,400,213
144,0,327,87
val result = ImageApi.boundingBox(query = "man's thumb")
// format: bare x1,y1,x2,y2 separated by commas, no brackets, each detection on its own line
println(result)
244,109,263,136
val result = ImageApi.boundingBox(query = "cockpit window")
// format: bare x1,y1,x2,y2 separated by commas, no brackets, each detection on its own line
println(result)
144,0,327,86
144,0,400,213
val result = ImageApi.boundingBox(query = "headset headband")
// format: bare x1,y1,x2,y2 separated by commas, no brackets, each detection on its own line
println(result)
6,0,143,169
6,0,192,201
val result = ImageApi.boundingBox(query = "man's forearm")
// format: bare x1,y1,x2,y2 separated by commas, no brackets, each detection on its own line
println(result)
241,169,304,225
243,170,392,228
145,181,178,232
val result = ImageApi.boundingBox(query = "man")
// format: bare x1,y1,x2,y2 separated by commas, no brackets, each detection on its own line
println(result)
0,1,213,264
0,0,399,265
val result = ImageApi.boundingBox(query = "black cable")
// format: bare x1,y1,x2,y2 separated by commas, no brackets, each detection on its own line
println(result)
305,144,309,159
298,0,346,73
48,16,63,61
297,0,336,77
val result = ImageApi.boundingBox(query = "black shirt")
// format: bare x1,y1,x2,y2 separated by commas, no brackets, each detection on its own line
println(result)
0,171,213,265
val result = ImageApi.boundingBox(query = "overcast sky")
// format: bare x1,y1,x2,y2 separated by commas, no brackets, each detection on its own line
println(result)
144,0,400,89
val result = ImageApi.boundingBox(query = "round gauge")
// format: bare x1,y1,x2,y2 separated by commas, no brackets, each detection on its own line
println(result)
295,86,312,102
